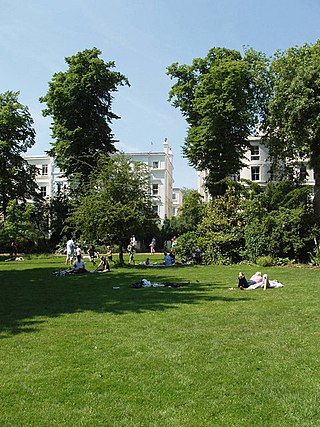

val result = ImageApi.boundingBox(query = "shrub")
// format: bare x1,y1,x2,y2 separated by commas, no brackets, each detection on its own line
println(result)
256,255,273,267
174,232,198,263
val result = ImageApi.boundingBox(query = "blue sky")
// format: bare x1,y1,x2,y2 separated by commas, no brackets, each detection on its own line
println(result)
1,0,320,188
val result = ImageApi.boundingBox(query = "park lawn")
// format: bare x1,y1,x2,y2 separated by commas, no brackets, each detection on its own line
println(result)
0,255,319,427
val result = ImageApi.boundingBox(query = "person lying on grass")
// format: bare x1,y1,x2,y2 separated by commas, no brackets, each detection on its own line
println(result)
93,256,110,273
4,256,24,262
238,272,284,290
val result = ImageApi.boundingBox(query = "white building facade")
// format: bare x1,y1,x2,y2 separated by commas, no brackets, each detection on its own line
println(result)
198,135,315,201
172,187,183,216
125,139,174,220
23,155,68,199
24,139,176,222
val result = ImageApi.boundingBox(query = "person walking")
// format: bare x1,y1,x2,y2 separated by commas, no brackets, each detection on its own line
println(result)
66,237,75,265
149,237,156,254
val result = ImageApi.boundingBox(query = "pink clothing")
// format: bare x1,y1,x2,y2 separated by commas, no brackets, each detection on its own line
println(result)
249,273,263,283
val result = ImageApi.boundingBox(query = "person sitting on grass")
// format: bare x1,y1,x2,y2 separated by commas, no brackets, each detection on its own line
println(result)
73,254,87,274
93,256,110,273
164,252,173,266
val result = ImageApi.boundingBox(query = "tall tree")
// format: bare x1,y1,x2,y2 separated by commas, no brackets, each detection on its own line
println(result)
0,91,37,218
40,48,129,186
69,154,158,263
265,41,320,218
166,189,204,236
167,47,270,197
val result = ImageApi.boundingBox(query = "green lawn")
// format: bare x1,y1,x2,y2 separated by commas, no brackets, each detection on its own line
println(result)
0,255,319,426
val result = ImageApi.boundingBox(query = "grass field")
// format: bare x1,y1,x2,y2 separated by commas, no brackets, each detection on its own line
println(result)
0,254,319,426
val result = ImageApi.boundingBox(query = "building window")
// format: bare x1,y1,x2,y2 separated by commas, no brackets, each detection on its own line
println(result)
251,166,260,181
42,164,48,175
250,146,260,161
152,184,159,195
40,186,47,197
172,193,176,200
56,183,62,193
172,208,177,216
152,161,159,169
152,205,158,215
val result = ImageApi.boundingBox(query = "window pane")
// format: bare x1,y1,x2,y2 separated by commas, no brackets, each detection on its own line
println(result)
251,166,260,181
40,186,47,197
250,146,260,161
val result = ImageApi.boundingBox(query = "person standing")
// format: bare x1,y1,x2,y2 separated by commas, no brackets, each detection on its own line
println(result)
127,242,135,264
131,235,137,249
10,241,18,257
66,237,75,265
106,246,113,263
76,244,82,257
149,237,156,254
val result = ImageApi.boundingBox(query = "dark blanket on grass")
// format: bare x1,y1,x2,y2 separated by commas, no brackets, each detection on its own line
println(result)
130,279,189,288
137,263,192,268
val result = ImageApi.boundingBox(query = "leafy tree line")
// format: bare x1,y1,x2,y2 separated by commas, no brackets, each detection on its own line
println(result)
167,180,317,265
2,40,320,260
168,41,320,220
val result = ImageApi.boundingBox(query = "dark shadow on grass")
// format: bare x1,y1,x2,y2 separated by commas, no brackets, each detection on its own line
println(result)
0,265,253,337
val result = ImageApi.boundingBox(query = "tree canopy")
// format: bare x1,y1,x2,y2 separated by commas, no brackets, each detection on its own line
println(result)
68,154,158,261
40,48,129,186
264,41,320,218
0,91,37,218
167,47,270,197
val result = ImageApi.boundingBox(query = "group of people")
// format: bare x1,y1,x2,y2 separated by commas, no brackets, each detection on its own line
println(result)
64,238,111,274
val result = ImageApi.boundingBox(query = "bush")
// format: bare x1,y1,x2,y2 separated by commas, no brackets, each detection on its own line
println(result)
272,257,293,266
256,255,273,267
244,221,269,262
174,232,198,263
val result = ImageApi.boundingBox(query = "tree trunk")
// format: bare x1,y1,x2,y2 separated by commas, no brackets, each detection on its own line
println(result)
313,168,320,223
118,243,124,264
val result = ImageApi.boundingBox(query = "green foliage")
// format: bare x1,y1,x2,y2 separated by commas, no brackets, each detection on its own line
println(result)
265,41,320,217
49,192,71,244
255,255,273,267
308,237,320,265
161,189,204,240
167,47,270,197
197,184,246,263
0,91,37,217
173,232,198,262
40,48,129,186
69,154,158,257
243,182,315,262
0,200,36,251
272,257,292,266
244,220,269,262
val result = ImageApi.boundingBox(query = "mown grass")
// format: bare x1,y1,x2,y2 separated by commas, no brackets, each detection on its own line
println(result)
0,254,319,426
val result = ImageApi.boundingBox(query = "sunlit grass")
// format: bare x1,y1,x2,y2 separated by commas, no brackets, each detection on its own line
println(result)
0,255,319,426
